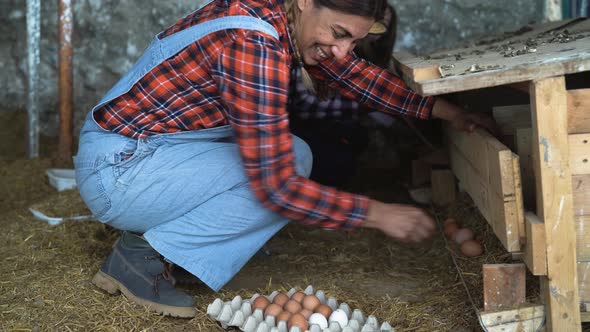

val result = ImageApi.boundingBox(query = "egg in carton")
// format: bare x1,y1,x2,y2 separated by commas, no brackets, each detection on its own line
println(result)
206,285,396,332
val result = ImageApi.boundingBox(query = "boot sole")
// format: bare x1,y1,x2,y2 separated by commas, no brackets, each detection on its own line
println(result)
92,270,197,318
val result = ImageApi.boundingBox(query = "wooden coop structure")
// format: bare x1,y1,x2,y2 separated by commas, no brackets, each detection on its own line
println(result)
395,18,590,331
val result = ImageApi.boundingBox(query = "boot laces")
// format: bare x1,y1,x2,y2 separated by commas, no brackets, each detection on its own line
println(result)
145,255,177,295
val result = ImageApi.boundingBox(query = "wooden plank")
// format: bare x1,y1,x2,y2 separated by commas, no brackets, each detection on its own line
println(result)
483,264,527,311
393,19,590,96
530,76,581,330
517,128,536,210
513,155,526,245
479,304,545,331
392,50,441,83
447,128,516,198
488,89,590,136
575,216,590,261
450,145,521,251
567,89,590,134
492,105,532,136
568,133,590,175
523,212,547,276
573,175,590,216
431,169,456,206
577,262,590,303
581,311,590,322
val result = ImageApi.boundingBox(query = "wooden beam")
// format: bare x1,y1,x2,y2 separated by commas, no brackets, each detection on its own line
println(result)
483,264,527,311
523,212,547,276
573,175,590,216
575,216,590,262
568,134,590,175
447,128,516,199
479,304,545,331
449,145,522,251
530,76,580,331
492,105,532,136
513,156,525,244
577,262,590,303
517,128,536,210
568,89,590,134
393,50,441,82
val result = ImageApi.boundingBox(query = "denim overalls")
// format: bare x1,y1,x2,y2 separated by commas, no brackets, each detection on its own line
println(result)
74,9,312,291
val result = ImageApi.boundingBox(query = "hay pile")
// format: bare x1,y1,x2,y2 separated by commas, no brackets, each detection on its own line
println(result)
0,160,523,332
0,110,580,332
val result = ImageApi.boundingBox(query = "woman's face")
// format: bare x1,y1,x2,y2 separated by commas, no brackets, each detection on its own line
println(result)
295,0,375,65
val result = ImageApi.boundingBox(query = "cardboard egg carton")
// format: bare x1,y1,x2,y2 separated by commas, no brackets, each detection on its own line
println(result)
206,285,395,332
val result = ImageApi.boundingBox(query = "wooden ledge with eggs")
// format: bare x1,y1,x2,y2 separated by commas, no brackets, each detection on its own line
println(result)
206,285,395,332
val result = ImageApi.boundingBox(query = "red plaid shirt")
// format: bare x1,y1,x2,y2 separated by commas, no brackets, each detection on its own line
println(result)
94,0,435,230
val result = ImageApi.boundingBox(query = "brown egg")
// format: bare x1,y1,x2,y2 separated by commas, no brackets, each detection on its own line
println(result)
299,308,312,319
264,303,283,318
443,222,459,239
277,310,292,323
453,228,474,245
290,291,305,303
443,217,458,227
284,299,302,314
288,313,309,331
302,294,320,311
252,296,270,311
460,240,483,257
314,304,333,319
272,293,289,307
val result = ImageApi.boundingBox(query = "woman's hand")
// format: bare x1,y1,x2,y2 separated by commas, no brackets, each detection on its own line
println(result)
363,200,436,243
431,98,499,136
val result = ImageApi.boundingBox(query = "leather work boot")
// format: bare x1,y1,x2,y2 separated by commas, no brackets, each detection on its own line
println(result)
92,232,196,318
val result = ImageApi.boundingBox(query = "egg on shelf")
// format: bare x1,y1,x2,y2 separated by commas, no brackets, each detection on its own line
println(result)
443,217,457,226
309,312,329,329
284,299,302,314
290,291,306,303
328,309,349,328
252,296,270,311
314,303,333,319
299,308,312,319
272,292,289,307
453,228,474,245
302,294,321,311
460,239,484,257
277,310,292,323
443,222,459,239
288,313,309,331
264,303,283,318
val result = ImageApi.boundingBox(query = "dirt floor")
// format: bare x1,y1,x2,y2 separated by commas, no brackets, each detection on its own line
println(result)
0,109,582,332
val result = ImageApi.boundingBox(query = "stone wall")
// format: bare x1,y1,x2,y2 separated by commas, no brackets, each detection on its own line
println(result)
1,0,543,135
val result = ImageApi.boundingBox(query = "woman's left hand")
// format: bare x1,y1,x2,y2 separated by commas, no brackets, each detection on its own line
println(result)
431,98,499,136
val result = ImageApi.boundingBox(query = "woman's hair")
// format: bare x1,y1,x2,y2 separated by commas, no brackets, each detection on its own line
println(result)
313,0,386,21
354,4,398,68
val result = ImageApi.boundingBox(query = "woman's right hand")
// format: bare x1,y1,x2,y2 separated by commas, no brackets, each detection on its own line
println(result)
363,200,436,243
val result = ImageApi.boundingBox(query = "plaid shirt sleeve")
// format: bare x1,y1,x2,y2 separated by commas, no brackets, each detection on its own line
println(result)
308,54,435,120
211,31,369,230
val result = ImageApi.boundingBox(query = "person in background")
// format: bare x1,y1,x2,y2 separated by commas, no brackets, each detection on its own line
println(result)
74,0,496,318
288,4,398,186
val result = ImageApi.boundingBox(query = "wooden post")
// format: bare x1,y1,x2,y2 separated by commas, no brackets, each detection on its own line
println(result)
530,76,580,331
58,0,74,164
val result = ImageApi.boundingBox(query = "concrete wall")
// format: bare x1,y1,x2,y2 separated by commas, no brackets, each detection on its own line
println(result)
1,0,544,135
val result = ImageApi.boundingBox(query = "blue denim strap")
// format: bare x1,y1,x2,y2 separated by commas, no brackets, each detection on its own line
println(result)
92,16,279,113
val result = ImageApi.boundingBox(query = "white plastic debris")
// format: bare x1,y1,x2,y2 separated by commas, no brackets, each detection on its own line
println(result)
46,168,76,191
